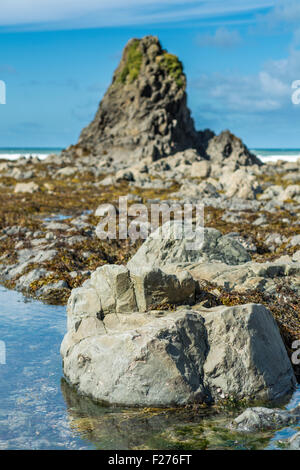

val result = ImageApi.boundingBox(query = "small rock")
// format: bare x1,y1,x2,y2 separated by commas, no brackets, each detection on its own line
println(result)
231,406,300,433
14,182,39,194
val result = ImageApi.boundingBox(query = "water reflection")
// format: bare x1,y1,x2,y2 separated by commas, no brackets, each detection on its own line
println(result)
61,379,222,450
62,380,283,450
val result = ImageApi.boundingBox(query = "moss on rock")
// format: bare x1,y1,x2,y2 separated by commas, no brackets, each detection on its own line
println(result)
159,52,184,88
117,39,143,84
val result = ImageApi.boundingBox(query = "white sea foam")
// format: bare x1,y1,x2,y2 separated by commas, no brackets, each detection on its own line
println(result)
0,153,55,161
256,154,300,163
0,153,49,160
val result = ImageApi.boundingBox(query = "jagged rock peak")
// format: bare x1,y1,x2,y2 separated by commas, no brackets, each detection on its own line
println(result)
65,35,261,168
76,35,205,162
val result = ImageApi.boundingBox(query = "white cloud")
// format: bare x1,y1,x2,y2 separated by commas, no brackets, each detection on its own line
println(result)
259,71,289,97
191,49,295,115
257,0,300,29
193,73,281,113
196,27,241,48
0,0,276,30
271,0,300,24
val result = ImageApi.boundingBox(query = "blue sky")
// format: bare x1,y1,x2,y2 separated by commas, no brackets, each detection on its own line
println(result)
0,0,300,148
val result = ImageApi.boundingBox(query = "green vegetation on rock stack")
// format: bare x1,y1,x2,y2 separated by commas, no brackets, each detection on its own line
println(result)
118,39,143,84
159,52,184,88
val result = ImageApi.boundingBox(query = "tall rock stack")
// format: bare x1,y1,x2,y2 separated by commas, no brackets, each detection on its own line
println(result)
77,36,204,162
67,35,261,168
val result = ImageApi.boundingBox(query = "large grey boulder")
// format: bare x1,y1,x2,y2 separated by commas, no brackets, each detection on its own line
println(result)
127,221,251,273
61,303,296,406
61,309,208,406
231,406,300,433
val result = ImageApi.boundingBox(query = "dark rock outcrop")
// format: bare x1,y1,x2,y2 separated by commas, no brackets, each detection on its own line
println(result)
206,130,262,169
68,35,261,166
77,36,203,162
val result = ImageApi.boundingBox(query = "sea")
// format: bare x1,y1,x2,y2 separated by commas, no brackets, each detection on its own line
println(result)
0,147,299,163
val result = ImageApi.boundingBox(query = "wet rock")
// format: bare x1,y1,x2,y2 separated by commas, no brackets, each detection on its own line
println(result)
231,406,300,432
203,303,296,402
16,268,49,290
62,309,209,406
36,280,69,297
288,431,300,450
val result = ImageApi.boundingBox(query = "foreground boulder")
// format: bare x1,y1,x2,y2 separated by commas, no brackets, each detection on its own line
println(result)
61,300,296,406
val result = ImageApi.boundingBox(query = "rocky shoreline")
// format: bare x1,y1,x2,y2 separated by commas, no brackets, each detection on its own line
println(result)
0,146,299,380
0,36,299,434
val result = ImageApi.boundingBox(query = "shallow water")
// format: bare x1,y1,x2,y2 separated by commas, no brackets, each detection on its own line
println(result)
0,286,299,450
0,286,91,449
